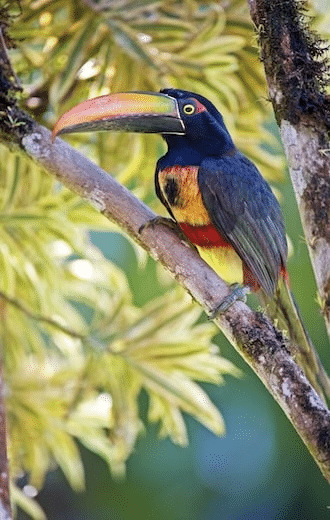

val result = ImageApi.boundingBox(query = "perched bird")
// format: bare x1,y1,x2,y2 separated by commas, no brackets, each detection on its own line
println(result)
53,88,330,400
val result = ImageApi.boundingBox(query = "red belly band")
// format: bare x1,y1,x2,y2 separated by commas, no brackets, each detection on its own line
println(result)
179,222,232,248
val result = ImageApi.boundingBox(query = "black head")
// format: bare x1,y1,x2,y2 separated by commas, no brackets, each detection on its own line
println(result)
159,88,235,165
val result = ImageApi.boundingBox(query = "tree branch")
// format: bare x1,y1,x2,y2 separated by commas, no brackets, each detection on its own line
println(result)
247,0,330,337
0,115,325,481
0,348,12,520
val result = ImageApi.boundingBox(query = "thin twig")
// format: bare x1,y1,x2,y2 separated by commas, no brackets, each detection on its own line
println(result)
0,351,12,520
0,290,86,339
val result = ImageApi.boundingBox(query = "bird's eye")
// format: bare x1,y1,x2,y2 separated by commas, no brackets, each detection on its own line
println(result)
183,103,195,115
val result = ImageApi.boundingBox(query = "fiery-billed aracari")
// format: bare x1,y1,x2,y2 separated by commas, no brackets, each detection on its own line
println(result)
53,88,330,400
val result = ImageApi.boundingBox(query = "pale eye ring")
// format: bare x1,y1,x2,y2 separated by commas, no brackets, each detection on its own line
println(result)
183,103,195,115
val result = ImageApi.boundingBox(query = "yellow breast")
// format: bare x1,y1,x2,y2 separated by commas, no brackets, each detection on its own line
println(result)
197,246,243,285
158,166,211,226
158,165,244,285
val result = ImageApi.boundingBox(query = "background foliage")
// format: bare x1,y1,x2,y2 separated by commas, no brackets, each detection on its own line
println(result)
1,0,330,518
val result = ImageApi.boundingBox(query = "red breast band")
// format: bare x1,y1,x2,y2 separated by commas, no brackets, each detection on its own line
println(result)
179,222,232,248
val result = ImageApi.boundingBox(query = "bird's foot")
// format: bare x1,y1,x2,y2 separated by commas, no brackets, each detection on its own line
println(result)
139,216,179,234
139,216,196,247
209,284,250,319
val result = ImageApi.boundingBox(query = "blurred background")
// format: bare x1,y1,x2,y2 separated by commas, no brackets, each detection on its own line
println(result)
1,0,330,518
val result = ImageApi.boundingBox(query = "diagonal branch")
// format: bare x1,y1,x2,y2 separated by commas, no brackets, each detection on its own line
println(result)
0,116,326,482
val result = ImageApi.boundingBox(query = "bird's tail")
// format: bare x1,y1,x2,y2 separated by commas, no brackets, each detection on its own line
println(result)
259,276,330,402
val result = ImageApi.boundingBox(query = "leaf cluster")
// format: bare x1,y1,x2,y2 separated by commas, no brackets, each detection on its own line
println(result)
0,142,240,518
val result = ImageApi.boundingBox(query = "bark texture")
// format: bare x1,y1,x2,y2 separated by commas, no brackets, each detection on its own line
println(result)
248,0,330,335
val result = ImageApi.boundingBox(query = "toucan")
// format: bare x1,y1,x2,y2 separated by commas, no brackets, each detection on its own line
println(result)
53,88,330,400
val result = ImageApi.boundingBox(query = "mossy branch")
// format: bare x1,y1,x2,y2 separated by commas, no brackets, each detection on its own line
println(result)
248,0,330,338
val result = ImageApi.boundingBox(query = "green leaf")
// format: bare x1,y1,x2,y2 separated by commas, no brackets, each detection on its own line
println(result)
45,429,85,491
11,484,47,520
139,365,225,437
49,14,98,103
106,18,164,71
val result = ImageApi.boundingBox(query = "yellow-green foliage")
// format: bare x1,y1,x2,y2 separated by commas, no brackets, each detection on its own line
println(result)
4,0,325,518
12,0,285,190
2,144,239,519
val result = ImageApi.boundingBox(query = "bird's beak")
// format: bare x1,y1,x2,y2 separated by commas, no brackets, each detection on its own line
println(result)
52,92,185,139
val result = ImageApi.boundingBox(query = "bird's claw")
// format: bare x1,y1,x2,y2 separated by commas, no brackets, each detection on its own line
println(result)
139,216,196,249
209,284,250,319
139,216,179,235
